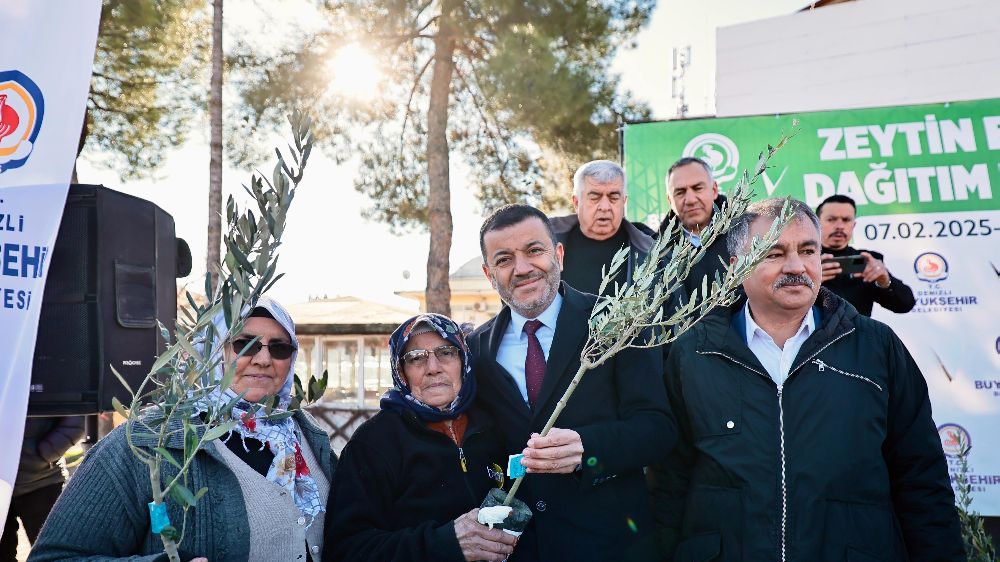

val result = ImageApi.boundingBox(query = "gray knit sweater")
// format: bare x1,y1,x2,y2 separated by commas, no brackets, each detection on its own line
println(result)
28,410,335,562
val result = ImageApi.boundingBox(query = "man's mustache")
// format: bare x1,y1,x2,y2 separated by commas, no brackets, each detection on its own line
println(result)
773,274,814,290
511,272,544,288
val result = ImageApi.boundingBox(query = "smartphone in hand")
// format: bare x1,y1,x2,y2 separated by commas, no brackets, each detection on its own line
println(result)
823,255,866,276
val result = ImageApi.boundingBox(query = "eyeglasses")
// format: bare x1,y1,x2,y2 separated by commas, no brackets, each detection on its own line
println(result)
231,337,296,360
400,345,461,367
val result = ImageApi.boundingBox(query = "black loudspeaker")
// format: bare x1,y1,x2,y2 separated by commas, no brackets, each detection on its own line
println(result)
28,184,184,415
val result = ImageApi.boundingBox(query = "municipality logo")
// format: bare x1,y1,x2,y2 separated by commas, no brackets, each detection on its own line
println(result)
938,423,971,458
914,252,948,283
0,70,45,174
682,133,739,184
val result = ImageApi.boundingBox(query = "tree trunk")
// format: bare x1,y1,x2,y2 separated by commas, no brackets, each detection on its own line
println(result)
71,109,91,184
206,0,224,295
424,7,456,316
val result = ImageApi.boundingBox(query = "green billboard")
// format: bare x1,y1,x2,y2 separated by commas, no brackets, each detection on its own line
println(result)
624,98,1000,224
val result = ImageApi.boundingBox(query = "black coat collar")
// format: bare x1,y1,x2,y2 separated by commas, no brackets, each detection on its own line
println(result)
484,282,592,421
694,288,858,380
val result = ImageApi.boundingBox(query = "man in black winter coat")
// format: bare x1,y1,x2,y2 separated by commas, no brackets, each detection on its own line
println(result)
817,194,915,316
648,198,963,561
549,160,654,297
658,157,732,303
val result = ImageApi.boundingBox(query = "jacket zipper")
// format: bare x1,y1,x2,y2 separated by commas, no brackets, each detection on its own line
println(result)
444,421,468,473
698,327,853,562
812,358,882,392
777,386,787,562
410,414,481,504
444,421,481,504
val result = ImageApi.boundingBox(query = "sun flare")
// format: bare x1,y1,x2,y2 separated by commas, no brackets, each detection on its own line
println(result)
327,43,383,100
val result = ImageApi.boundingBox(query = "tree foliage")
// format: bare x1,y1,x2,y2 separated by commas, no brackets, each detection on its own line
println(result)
232,0,653,314
235,1,651,224
85,0,208,179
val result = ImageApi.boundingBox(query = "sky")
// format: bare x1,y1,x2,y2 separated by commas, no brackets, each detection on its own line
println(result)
76,0,809,308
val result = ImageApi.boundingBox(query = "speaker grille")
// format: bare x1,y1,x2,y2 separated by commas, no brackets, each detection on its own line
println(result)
31,302,99,404
41,203,95,301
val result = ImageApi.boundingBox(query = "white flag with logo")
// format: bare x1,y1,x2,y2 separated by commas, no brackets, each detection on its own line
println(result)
0,1,102,532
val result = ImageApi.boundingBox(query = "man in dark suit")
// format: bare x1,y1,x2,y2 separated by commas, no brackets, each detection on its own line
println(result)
468,204,675,562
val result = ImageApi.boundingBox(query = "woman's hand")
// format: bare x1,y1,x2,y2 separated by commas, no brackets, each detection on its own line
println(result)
454,508,517,562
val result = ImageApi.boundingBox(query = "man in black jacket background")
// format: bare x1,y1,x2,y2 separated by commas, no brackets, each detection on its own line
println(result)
649,197,963,561
817,194,915,316
659,157,731,303
550,160,654,297
470,204,675,562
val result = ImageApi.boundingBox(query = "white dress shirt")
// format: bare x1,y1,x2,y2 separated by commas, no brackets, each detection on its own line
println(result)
496,294,563,404
682,227,702,248
744,303,815,387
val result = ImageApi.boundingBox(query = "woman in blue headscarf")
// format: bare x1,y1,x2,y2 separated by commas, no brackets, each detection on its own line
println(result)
324,313,516,562
30,296,335,562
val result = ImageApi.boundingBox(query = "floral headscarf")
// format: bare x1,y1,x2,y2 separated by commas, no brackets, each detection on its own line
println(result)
380,313,477,422
201,295,323,526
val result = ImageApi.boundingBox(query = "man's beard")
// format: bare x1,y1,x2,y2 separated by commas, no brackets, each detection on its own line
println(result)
493,263,561,318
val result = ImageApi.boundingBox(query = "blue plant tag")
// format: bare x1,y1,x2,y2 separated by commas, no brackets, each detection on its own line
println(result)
507,454,526,478
148,501,170,534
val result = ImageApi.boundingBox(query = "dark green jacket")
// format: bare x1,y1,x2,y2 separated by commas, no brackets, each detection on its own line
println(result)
29,410,335,562
648,289,963,562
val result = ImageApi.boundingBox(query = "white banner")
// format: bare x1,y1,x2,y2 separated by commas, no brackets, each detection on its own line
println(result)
864,210,1000,514
0,1,102,532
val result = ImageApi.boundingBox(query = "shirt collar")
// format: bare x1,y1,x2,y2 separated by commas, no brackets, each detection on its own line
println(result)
681,226,702,248
510,293,563,335
743,302,815,345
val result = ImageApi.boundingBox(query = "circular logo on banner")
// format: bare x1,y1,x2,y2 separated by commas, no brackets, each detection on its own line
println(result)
0,70,45,174
938,423,971,458
682,133,739,184
914,252,949,283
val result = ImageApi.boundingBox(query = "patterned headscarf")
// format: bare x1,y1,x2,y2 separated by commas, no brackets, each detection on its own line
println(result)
380,313,477,422
201,295,323,526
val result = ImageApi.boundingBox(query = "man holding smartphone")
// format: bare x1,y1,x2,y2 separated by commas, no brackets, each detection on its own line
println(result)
817,195,915,316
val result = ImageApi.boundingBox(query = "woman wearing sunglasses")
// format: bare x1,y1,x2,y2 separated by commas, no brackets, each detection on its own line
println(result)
30,296,335,562
324,313,517,562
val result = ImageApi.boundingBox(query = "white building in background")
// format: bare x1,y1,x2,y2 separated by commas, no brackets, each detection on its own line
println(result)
716,0,1000,116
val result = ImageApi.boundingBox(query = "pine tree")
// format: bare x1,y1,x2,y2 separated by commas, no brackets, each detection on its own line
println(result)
233,0,653,314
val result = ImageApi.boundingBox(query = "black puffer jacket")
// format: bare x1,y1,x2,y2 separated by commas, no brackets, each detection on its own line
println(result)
648,289,963,562
324,408,507,562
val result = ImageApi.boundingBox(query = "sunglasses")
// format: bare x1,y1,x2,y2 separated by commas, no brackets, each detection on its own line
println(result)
400,345,461,367
231,337,296,360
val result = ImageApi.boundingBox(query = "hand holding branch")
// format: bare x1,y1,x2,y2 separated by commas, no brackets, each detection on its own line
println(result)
522,429,583,474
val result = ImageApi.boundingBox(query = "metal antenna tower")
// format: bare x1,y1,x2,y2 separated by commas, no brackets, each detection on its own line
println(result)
671,45,691,118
